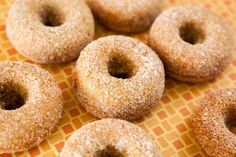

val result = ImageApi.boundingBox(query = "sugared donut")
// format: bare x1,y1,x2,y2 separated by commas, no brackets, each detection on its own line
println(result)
7,0,94,64
60,119,161,157
149,5,234,83
73,35,165,120
0,62,63,153
192,88,236,157
86,0,161,33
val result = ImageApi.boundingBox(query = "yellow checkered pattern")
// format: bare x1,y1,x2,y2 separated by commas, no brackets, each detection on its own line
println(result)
0,0,236,156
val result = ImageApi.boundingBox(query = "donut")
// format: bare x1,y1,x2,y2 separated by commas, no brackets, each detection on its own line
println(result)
86,0,161,33
6,0,94,64
149,5,234,83
73,35,165,120
192,88,236,157
0,62,63,153
60,119,161,157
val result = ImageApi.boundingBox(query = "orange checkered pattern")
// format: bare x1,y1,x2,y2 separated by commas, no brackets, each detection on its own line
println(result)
0,0,236,157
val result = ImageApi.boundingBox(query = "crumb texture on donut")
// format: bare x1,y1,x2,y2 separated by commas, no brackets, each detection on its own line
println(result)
192,88,236,157
73,35,165,120
86,0,162,33
0,62,63,153
6,0,94,64
60,119,161,157
149,5,234,82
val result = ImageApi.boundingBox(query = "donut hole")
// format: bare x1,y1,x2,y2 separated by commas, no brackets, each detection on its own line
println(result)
108,55,137,79
224,111,236,135
96,145,124,157
179,22,205,44
0,83,27,110
40,5,65,27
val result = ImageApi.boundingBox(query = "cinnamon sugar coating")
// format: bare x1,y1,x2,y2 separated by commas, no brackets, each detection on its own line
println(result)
73,35,165,120
149,5,234,83
0,62,63,153
60,119,161,157
192,88,236,157
86,0,162,33
6,0,94,64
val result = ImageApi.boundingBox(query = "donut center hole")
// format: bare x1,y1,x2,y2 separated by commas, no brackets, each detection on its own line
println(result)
96,145,124,157
40,6,65,27
179,22,205,44
108,55,136,79
224,111,236,135
0,83,27,110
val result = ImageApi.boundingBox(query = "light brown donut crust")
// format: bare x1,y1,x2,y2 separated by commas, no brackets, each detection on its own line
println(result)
0,62,63,153
149,5,234,83
86,0,161,33
7,0,94,64
60,119,161,157
192,88,236,157
73,35,165,120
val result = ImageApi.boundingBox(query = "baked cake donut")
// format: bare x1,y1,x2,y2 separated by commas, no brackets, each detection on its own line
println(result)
60,119,161,157
192,88,236,157
7,0,94,64
149,5,234,83
73,35,165,120
86,0,161,33
0,62,63,153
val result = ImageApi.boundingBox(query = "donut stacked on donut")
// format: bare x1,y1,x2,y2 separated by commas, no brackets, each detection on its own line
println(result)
149,5,234,82
60,119,161,157
87,0,161,33
73,35,165,120
7,0,94,64
192,88,236,157
0,62,63,153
